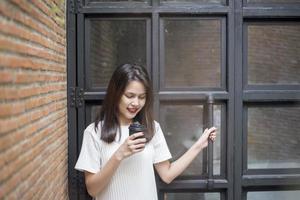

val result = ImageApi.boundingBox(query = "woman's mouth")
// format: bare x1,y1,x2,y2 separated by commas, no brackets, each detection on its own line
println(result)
127,108,138,114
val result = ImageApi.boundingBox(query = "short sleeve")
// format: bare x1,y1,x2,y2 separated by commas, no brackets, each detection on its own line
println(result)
152,122,172,164
75,127,101,174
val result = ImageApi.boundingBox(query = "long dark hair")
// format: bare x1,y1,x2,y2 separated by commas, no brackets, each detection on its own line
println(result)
95,64,154,143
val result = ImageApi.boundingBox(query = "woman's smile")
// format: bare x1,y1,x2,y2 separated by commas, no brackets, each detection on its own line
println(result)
127,108,139,114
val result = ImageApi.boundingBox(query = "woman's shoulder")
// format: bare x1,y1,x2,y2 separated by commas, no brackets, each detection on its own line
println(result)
85,122,97,132
152,120,164,138
153,120,162,131
84,122,102,140
149,120,167,144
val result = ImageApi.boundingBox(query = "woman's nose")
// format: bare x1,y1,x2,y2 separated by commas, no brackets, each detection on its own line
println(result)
131,97,139,106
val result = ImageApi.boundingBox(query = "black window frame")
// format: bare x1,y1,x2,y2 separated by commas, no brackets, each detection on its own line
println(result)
67,0,300,199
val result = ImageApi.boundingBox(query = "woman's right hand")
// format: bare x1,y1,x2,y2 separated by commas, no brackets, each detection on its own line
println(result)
114,132,146,161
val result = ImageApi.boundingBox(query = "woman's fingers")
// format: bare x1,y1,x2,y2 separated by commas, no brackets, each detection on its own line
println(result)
203,128,209,135
127,142,145,152
126,134,146,153
208,127,217,141
202,127,217,142
132,143,146,152
129,132,144,140
209,134,216,138
208,127,217,133
127,137,146,145
209,135,216,141
204,127,216,135
133,137,147,144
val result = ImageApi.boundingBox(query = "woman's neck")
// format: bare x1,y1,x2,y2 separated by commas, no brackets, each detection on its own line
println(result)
119,119,132,126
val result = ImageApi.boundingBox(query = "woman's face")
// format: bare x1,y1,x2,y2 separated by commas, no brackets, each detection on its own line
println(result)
118,80,146,125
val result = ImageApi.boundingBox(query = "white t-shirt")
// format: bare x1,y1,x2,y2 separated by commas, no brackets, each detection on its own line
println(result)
75,121,172,200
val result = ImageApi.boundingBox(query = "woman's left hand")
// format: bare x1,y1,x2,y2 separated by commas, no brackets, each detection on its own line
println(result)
195,127,217,149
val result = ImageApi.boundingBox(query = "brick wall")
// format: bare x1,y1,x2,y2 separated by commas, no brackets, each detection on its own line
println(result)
0,0,68,199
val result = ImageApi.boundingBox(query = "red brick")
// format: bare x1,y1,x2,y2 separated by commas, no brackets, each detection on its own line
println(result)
0,0,67,199
0,92,65,118
0,71,14,83
10,0,65,37
0,110,66,162
32,73,65,83
0,102,25,117
0,120,66,184
0,37,65,64
0,84,66,101
0,98,66,135
0,167,22,195
0,20,65,55
0,1,65,46
0,54,66,72
32,0,65,25
25,129,66,198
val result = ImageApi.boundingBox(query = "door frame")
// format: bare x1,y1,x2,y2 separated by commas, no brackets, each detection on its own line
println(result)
67,0,300,199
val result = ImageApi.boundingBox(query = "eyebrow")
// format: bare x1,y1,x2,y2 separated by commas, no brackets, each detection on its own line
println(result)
125,92,146,95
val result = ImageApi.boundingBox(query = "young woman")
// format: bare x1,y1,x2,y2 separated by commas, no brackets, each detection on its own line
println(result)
75,64,217,200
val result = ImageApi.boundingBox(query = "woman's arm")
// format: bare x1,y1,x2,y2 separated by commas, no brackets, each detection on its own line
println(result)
84,132,146,197
154,127,217,184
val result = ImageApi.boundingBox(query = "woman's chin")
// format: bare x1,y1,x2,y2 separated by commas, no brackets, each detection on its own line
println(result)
127,113,137,120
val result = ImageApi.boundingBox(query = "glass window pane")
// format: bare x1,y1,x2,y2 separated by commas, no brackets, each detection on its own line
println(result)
85,105,102,125
247,105,300,169
247,23,300,85
160,104,221,176
165,192,220,200
164,19,222,88
91,105,102,122
247,191,300,200
89,20,147,88
89,0,148,2
248,0,300,3
163,0,222,3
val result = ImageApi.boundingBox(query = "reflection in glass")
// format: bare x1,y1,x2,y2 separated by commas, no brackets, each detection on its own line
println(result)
160,104,221,176
165,192,220,200
91,105,102,122
247,24,300,85
163,0,222,3
248,0,300,3
164,19,221,88
247,191,300,200
89,0,147,2
247,106,300,169
89,20,146,88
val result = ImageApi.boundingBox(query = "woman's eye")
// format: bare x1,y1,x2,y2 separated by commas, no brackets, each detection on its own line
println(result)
125,94,134,98
139,95,146,99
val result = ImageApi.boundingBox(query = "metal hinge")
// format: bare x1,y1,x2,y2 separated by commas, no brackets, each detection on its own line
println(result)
70,87,84,108
69,0,76,14
69,0,82,14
